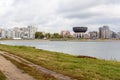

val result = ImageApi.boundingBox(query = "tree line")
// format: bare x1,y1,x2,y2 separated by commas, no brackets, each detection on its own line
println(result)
35,32,63,39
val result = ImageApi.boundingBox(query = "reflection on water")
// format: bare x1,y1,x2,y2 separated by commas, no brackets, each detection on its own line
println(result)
0,40,120,61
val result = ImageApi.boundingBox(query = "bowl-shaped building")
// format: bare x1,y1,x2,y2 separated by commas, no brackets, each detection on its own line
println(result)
73,27,88,33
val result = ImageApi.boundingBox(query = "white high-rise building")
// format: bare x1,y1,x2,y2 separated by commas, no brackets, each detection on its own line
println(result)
11,26,37,39
0,26,37,39
27,25,37,39
12,27,22,39
6,29,13,39
0,28,6,38
20,27,29,39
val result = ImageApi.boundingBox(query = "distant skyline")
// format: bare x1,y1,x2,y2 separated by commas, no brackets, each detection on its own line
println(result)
0,0,120,33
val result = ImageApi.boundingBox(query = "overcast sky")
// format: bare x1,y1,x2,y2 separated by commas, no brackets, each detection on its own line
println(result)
0,0,120,33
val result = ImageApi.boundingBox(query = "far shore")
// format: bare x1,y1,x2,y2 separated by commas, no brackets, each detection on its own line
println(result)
1,39,120,42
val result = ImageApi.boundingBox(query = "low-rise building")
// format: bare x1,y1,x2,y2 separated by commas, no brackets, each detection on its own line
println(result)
89,31,98,39
60,30,71,38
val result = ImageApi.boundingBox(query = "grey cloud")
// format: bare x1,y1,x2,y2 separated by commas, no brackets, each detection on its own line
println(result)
57,0,120,20
57,0,97,13
62,11,102,19
88,17,120,25
0,0,120,32
2,0,55,25
57,0,120,13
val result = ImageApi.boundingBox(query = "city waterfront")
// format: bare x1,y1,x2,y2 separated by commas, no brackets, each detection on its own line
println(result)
0,40,120,61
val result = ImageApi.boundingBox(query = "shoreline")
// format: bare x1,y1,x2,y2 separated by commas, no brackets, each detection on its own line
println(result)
1,39,120,42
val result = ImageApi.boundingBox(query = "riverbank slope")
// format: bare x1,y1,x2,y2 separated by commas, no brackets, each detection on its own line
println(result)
0,44,120,80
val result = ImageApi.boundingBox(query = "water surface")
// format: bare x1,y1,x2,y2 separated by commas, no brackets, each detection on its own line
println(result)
0,40,120,61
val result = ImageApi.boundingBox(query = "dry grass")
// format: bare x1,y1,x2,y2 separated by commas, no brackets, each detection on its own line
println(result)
4,55,56,80
0,71,6,80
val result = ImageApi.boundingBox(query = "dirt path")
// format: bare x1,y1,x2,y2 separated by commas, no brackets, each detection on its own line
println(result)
0,55,35,80
0,51,75,80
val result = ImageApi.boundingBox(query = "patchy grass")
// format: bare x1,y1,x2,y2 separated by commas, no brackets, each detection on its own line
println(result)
0,71,6,80
3,55,56,80
0,44,120,80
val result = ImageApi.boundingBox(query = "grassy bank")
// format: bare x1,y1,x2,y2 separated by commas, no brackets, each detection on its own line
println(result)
0,44,120,80
4,56,56,80
0,71,6,80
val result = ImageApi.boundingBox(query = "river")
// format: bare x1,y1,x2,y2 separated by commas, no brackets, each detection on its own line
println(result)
0,40,120,61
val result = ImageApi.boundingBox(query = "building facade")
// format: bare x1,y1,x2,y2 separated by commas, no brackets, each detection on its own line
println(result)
99,26,112,39
60,30,71,38
27,26,37,39
0,26,37,39
0,28,6,38
89,31,98,39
